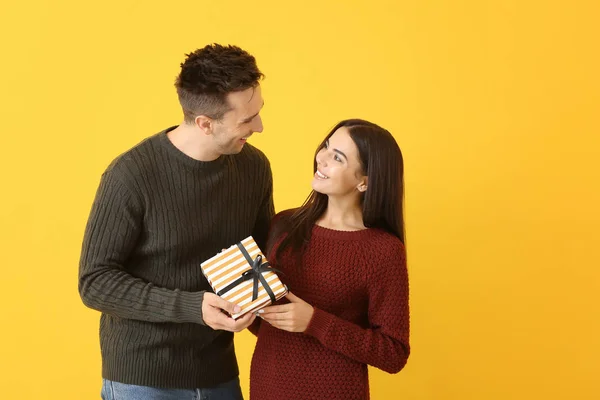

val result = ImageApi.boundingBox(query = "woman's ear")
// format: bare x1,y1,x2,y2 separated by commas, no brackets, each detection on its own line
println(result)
357,177,368,192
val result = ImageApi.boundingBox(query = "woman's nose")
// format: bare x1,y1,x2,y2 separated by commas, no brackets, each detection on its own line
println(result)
316,153,326,167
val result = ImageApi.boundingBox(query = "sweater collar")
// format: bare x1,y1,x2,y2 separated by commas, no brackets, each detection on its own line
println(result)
312,223,375,241
157,126,227,171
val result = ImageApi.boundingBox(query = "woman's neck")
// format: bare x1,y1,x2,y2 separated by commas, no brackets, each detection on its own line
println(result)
317,195,366,231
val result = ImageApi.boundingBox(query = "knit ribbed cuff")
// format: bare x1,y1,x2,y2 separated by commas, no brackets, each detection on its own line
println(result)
304,307,333,340
177,291,206,325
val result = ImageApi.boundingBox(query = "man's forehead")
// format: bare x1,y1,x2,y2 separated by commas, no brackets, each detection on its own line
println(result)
246,86,259,102
228,86,262,109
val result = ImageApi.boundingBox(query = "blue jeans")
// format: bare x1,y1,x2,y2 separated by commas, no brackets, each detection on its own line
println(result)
101,378,243,400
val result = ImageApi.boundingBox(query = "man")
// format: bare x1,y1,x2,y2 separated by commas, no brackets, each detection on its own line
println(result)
79,44,273,400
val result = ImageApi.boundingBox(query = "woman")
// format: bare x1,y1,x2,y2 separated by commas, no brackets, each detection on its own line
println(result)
249,119,410,400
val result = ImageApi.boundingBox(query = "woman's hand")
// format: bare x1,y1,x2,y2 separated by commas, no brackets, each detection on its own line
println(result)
258,292,314,333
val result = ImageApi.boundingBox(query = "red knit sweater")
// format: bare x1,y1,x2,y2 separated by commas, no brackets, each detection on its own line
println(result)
249,215,410,400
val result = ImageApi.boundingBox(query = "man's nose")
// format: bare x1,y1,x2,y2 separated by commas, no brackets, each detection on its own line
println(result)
253,115,263,133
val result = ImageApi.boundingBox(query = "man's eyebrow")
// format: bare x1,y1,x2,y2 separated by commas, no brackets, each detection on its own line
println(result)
241,101,265,122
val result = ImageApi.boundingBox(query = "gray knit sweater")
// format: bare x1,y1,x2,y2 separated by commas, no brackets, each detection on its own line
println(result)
79,127,274,389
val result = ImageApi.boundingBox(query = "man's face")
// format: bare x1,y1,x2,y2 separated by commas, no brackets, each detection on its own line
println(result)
211,85,264,155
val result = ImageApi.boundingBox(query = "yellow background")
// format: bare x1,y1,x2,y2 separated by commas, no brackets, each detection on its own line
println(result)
1,1,599,399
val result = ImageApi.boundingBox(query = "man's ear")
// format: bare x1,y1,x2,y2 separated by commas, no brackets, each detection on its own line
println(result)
195,115,212,135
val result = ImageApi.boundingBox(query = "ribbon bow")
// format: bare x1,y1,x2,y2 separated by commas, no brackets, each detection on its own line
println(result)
216,243,283,304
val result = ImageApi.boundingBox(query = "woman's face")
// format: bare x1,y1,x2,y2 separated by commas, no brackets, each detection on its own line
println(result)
311,127,367,197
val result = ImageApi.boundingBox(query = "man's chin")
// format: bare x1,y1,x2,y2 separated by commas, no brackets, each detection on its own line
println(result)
224,145,245,155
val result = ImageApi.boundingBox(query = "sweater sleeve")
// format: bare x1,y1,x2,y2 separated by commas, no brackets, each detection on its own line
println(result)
247,318,262,336
304,241,410,374
78,169,206,324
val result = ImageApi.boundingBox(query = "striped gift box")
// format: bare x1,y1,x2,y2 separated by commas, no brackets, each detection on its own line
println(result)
200,236,288,319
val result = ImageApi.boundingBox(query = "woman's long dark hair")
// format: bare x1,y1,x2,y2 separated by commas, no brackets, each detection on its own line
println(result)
272,119,405,262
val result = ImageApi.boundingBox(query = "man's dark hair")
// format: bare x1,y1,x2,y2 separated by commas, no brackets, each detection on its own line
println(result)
175,44,264,123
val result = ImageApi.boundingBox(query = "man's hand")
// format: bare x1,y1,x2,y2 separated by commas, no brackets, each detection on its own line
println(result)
202,292,256,332
258,292,314,333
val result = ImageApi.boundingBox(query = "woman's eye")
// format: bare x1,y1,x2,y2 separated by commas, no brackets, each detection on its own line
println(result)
334,155,342,162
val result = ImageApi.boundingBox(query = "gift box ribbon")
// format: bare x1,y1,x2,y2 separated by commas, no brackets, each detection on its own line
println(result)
216,243,283,304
